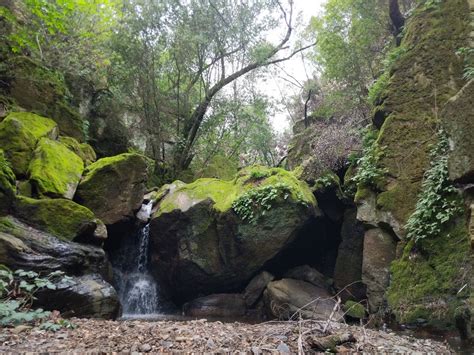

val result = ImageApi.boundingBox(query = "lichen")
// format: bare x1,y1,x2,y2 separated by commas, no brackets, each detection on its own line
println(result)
156,165,316,217
28,138,84,199
0,112,57,177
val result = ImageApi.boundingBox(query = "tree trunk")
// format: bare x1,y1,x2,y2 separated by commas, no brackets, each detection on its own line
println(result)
389,0,405,46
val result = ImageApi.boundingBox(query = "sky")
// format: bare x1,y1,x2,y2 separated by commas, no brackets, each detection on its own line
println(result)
266,0,326,133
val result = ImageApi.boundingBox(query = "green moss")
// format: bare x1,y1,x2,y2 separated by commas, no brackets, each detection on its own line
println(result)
312,171,340,193
81,153,150,183
354,185,371,203
0,112,58,177
157,165,316,216
59,136,97,166
344,301,366,319
12,196,100,241
387,218,470,328
28,138,84,199
370,0,470,230
0,149,16,214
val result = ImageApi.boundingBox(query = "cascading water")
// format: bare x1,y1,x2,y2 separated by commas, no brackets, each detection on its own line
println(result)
111,201,161,317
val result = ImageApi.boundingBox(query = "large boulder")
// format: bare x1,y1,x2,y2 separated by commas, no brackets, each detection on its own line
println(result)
35,274,120,319
28,138,84,199
0,216,111,277
0,112,58,177
183,294,247,318
284,265,328,290
13,196,107,243
0,150,16,214
59,136,97,166
441,79,474,183
75,153,151,225
149,166,317,301
0,216,118,319
264,279,342,320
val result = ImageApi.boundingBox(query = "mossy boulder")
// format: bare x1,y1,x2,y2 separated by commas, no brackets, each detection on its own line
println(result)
149,166,317,301
28,138,84,199
13,196,107,243
0,149,16,213
344,301,366,320
59,136,97,166
0,112,58,177
0,56,85,141
74,153,152,225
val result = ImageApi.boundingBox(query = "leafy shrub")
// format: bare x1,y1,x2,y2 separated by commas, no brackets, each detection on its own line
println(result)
351,128,387,188
405,132,463,242
0,266,74,329
232,183,293,223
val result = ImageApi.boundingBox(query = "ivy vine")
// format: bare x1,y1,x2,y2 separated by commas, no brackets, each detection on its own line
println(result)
405,131,463,242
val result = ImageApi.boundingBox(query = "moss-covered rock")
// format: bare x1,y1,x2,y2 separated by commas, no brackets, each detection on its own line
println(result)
0,56,86,141
363,0,470,237
0,149,16,213
13,196,107,243
59,136,97,166
149,166,316,301
344,300,366,320
387,219,470,329
75,153,152,225
441,79,474,183
0,112,58,176
28,138,84,199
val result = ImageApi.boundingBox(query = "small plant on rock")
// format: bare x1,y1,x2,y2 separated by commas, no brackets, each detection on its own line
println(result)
405,131,464,242
0,265,74,330
232,183,293,223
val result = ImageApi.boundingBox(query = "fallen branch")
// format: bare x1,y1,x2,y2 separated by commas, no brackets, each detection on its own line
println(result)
307,332,356,352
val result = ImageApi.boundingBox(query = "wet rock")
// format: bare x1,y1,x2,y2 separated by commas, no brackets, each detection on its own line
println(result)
75,153,152,225
264,278,342,321
183,294,247,318
243,271,275,307
283,265,328,290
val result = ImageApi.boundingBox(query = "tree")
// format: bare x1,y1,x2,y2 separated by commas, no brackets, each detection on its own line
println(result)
112,0,315,176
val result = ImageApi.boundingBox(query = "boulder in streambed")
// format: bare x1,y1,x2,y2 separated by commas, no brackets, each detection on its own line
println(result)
243,271,275,308
263,278,342,321
75,153,152,225
149,166,317,301
183,294,247,318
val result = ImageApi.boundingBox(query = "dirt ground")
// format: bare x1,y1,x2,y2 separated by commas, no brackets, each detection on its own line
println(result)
0,317,454,353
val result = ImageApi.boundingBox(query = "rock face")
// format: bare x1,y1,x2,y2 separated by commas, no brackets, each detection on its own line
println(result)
28,138,84,199
0,112,58,176
183,294,247,318
149,166,316,301
333,209,366,301
362,228,396,313
441,79,474,183
13,196,107,243
75,153,151,225
264,279,342,321
0,149,16,213
0,216,118,318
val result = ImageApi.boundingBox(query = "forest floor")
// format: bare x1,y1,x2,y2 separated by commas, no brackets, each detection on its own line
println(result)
0,318,453,353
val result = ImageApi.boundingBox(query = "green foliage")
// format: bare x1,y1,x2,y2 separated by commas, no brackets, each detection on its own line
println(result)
368,46,407,106
232,183,294,223
351,128,387,188
0,266,73,328
456,47,474,80
405,132,464,242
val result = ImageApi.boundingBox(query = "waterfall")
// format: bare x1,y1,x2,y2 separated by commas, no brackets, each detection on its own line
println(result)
112,201,160,317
